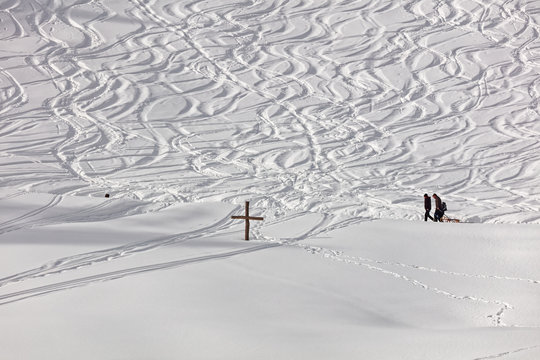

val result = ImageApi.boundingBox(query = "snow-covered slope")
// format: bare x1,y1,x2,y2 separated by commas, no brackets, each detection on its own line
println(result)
0,0,539,358
1,196,539,359
1,0,539,223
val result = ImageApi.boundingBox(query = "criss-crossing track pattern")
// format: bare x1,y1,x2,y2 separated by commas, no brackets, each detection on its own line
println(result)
1,0,539,226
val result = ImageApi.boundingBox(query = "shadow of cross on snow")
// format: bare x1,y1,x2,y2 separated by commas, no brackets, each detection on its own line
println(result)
231,201,263,241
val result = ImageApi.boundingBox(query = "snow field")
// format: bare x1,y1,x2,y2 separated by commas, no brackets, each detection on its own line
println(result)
0,0,540,358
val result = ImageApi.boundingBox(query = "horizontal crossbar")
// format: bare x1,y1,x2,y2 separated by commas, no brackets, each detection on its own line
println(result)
231,216,264,221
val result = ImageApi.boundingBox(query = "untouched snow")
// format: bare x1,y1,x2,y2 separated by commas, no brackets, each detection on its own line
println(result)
0,0,539,358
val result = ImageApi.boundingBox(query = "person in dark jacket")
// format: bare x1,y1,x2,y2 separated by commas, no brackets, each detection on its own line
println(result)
424,193,434,221
433,193,444,222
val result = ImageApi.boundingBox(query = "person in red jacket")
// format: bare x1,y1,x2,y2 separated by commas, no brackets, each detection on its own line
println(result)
424,193,434,221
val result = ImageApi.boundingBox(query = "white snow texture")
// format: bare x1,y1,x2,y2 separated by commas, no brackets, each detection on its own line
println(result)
0,0,539,359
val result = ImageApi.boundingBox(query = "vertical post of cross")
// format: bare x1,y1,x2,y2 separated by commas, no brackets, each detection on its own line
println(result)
244,201,250,241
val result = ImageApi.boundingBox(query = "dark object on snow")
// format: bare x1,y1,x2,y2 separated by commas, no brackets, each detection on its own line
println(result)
105,193,110,198
432,194,445,222
424,194,433,221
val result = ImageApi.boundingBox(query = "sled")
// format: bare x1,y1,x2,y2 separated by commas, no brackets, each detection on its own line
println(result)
441,215,460,223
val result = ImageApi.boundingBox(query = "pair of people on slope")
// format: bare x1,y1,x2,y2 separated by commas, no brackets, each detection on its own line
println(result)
424,193,445,222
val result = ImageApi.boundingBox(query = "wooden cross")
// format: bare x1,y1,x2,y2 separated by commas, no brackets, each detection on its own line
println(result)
231,201,263,240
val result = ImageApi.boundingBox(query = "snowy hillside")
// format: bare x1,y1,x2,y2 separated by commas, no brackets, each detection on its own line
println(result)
2,0,539,223
0,0,539,358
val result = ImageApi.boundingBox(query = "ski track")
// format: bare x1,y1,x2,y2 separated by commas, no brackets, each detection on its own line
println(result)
0,241,282,306
473,345,540,360
0,207,240,289
0,0,539,328
284,240,539,327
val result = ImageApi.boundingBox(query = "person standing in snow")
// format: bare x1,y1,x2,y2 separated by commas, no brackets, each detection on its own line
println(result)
433,193,444,222
424,193,434,221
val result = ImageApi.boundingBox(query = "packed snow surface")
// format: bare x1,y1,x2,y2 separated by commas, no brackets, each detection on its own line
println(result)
0,0,539,358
